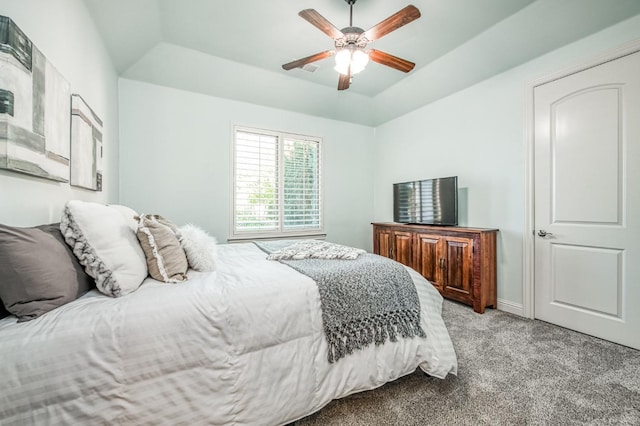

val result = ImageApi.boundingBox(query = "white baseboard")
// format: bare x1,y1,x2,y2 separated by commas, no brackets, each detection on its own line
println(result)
497,298,525,317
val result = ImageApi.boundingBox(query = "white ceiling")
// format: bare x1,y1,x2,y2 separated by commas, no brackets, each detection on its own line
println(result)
84,0,640,125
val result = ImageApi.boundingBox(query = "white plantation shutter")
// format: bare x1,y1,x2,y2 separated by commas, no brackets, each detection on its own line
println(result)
234,130,279,232
233,127,322,237
283,137,321,230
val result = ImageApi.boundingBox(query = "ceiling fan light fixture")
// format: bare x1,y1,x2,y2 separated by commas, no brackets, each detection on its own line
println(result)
334,46,369,75
351,49,369,74
334,48,352,75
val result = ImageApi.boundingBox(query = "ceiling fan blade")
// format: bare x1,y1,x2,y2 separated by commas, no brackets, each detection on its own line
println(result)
282,50,334,71
369,49,415,73
338,68,351,91
299,9,344,40
362,5,421,42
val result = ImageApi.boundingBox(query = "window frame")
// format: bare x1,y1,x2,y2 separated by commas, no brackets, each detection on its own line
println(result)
230,125,325,241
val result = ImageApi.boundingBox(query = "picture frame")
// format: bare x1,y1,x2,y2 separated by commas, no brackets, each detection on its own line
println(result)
0,15,71,182
70,94,103,191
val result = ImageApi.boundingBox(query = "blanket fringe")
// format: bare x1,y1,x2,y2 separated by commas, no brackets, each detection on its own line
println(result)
326,310,427,363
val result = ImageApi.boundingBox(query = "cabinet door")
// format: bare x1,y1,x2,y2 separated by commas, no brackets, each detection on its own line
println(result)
393,231,413,266
375,227,393,259
442,236,474,300
414,233,442,289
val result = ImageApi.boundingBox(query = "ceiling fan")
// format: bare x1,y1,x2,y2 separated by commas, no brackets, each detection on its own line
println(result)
282,0,421,91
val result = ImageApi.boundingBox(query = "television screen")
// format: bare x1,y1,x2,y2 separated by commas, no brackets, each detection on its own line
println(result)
393,176,458,225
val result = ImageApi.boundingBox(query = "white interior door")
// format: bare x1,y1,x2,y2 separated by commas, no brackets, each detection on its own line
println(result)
534,51,640,350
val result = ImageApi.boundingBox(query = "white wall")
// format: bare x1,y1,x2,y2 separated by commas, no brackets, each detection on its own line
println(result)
119,79,375,250
374,15,640,312
0,0,119,226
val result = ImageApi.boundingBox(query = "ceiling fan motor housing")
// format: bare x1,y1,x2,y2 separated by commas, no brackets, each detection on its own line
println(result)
335,27,368,49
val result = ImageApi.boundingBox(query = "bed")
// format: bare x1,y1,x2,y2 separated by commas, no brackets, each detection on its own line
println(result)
0,236,457,425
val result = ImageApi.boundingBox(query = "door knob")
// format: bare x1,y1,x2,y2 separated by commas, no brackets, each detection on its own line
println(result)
537,230,554,238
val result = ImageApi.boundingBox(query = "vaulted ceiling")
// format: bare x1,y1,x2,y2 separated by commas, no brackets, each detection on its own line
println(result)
84,0,640,125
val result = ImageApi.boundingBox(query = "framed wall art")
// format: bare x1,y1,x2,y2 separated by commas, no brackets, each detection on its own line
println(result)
70,94,103,191
0,15,70,182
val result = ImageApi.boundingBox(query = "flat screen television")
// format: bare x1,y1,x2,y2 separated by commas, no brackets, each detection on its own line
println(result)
393,176,458,226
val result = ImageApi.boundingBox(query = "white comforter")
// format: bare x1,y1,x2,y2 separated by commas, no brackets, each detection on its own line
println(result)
0,243,457,425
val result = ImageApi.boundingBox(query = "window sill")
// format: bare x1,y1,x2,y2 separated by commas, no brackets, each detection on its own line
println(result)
227,233,327,244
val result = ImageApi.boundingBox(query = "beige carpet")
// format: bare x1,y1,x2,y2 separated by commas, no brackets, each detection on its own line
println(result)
294,299,640,425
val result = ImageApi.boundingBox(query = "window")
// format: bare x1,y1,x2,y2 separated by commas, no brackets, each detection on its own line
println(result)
232,126,322,239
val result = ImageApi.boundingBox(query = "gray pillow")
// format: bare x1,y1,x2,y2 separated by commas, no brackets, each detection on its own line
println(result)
0,223,95,322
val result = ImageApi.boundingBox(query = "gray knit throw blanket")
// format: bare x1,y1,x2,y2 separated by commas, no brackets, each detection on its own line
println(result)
255,240,426,363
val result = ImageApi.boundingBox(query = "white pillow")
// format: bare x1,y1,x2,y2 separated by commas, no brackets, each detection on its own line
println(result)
178,224,218,272
60,200,148,297
107,204,139,233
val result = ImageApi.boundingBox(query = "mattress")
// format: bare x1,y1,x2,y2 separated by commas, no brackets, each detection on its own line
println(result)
0,242,457,425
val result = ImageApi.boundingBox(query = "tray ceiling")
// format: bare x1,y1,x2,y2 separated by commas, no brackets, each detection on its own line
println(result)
84,0,640,125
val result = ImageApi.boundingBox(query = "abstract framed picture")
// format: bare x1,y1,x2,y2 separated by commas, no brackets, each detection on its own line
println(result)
0,15,70,182
70,94,103,191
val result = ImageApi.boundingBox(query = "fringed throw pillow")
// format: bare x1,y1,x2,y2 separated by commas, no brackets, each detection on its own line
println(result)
136,214,188,283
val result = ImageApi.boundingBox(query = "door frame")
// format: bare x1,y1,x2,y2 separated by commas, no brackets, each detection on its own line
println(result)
522,39,640,319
